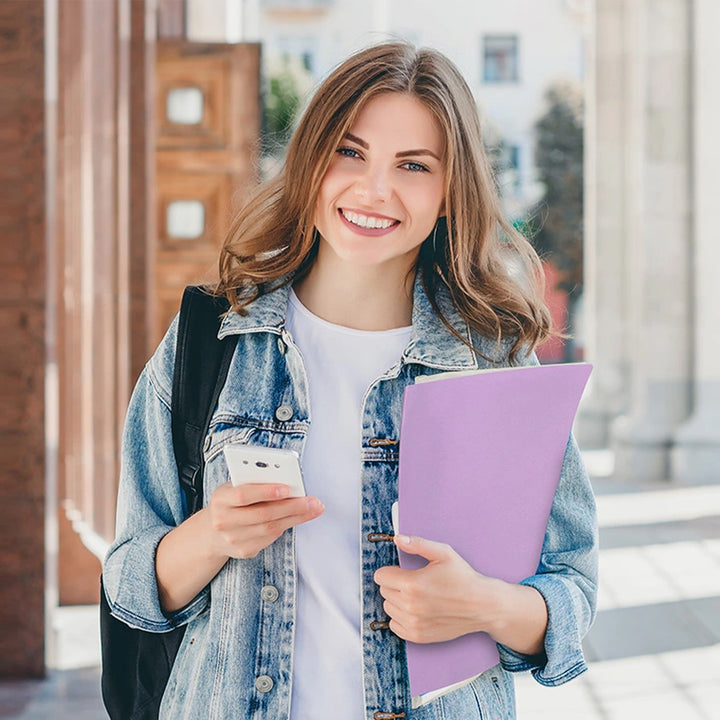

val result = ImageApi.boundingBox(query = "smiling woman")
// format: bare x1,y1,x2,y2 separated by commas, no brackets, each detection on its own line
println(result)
103,41,598,720
216,41,553,357
306,92,446,323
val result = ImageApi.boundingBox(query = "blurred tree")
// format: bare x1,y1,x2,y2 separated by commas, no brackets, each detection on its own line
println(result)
262,55,314,160
530,80,584,359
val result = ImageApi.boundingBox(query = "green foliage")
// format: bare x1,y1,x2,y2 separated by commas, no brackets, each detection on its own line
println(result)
262,54,315,159
264,69,300,151
263,69,301,154
531,81,584,297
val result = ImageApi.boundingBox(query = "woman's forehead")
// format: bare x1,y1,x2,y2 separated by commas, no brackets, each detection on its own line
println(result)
344,93,445,156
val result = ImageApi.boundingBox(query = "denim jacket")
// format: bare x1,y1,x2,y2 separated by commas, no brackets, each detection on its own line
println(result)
103,275,598,720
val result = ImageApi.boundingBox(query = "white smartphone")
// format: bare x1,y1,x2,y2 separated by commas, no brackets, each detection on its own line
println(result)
223,445,306,497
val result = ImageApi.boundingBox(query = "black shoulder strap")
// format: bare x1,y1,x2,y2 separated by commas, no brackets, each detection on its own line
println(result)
171,286,238,516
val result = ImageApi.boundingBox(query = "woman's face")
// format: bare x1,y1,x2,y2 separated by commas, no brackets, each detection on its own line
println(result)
313,92,446,276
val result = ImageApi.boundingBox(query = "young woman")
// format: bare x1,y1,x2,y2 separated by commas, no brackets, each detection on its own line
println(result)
104,42,598,719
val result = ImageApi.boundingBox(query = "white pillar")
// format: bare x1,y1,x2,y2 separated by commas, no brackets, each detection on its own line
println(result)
611,0,693,481
575,0,632,449
671,0,720,482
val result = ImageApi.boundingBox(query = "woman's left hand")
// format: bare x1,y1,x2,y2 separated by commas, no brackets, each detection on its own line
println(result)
374,535,548,655
373,534,503,644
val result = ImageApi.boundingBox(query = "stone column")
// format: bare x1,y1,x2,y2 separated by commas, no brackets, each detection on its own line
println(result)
611,0,693,481
671,0,720,482
575,0,632,449
0,0,47,678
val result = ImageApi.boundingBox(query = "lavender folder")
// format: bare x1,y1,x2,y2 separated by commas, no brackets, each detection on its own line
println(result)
397,362,593,697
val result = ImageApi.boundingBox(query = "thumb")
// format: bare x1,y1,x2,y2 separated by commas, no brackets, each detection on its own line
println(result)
394,534,451,562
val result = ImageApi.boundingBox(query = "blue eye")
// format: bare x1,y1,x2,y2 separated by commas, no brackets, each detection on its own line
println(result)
403,161,430,173
337,147,361,158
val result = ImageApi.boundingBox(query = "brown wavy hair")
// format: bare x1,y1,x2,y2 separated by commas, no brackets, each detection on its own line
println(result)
215,41,552,362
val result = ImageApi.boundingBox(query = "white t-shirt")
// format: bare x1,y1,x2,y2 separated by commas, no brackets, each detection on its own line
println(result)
286,289,411,719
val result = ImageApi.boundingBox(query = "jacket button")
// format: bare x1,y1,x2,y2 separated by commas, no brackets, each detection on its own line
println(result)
255,675,274,693
260,585,279,603
275,404,293,421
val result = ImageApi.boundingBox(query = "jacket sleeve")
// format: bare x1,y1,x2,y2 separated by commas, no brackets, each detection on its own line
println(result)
497,433,598,685
496,350,599,685
102,316,210,632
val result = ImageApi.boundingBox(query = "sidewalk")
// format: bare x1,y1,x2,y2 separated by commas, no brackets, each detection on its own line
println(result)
516,452,720,719
2,451,719,719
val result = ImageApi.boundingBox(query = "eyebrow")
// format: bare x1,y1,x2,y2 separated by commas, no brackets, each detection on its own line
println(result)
344,133,441,161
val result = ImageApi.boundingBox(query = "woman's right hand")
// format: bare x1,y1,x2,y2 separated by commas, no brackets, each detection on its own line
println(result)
205,482,324,560
156,483,323,613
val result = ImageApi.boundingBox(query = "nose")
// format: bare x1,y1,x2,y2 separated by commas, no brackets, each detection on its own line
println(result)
354,163,391,204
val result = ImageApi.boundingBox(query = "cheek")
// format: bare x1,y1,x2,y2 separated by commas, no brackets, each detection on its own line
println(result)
404,176,444,212
415,191,445,226
318,162,354,194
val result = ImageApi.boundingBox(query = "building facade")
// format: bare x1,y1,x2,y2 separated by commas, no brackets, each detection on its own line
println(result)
188,0,588,219
578,0,720,484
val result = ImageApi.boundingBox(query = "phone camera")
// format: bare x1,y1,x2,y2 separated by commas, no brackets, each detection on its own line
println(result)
255,461,268,468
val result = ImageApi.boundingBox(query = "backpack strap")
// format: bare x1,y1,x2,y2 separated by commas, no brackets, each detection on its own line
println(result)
171,286,238,516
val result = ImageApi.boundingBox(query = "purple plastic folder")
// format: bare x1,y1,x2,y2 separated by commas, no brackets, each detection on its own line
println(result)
397,362,592,697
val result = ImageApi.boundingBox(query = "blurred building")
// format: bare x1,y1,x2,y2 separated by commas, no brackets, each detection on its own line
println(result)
1,0,717,685
1,0,261,679
189,0,588,220
578,0,720,487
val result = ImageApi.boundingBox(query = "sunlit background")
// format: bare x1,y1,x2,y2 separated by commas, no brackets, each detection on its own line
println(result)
1,1,718,718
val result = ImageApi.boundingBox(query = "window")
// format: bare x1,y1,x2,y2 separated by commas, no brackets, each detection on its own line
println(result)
483,35,519,83
277,36,316,76
166,87,204,125
166,201,205,240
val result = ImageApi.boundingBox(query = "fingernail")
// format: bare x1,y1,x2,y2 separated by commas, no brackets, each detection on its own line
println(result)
396,534,411,545
275,485,290,498
307,497,323,511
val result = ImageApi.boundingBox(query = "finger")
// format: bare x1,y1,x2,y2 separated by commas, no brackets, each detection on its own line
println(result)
373,565,408,589
388,618,411,641
382,597,405,619
246,501,324,540
377,584,402,601
377,583,399,600
228,482,294,506
394,534,452,563
238,496,324,527
224,499,324,553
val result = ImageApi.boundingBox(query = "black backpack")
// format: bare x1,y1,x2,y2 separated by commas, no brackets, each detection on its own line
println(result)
100,286,238,720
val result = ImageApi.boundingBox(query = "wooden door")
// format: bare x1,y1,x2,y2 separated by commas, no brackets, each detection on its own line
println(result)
154,41,261,343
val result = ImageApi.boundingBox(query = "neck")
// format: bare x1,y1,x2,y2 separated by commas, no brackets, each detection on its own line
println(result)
293,258,415,331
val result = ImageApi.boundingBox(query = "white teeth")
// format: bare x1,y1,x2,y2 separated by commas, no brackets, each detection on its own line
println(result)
342,210,395,229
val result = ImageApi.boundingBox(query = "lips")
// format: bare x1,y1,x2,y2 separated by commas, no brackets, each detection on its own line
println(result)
338,208,400,236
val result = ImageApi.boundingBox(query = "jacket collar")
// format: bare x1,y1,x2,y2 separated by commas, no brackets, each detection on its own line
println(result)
217,273,489,371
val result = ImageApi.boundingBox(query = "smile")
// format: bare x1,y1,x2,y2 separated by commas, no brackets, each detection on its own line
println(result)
339,208,399,230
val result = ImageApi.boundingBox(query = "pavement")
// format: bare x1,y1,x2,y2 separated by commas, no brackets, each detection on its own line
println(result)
1,450,719,719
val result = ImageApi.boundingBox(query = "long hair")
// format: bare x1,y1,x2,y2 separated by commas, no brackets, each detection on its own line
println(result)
215,41,552,362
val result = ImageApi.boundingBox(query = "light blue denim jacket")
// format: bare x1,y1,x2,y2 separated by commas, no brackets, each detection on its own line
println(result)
103,274,598,720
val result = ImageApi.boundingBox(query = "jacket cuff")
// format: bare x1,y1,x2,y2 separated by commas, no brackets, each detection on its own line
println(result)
497,575,589,686
103,524,209,633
